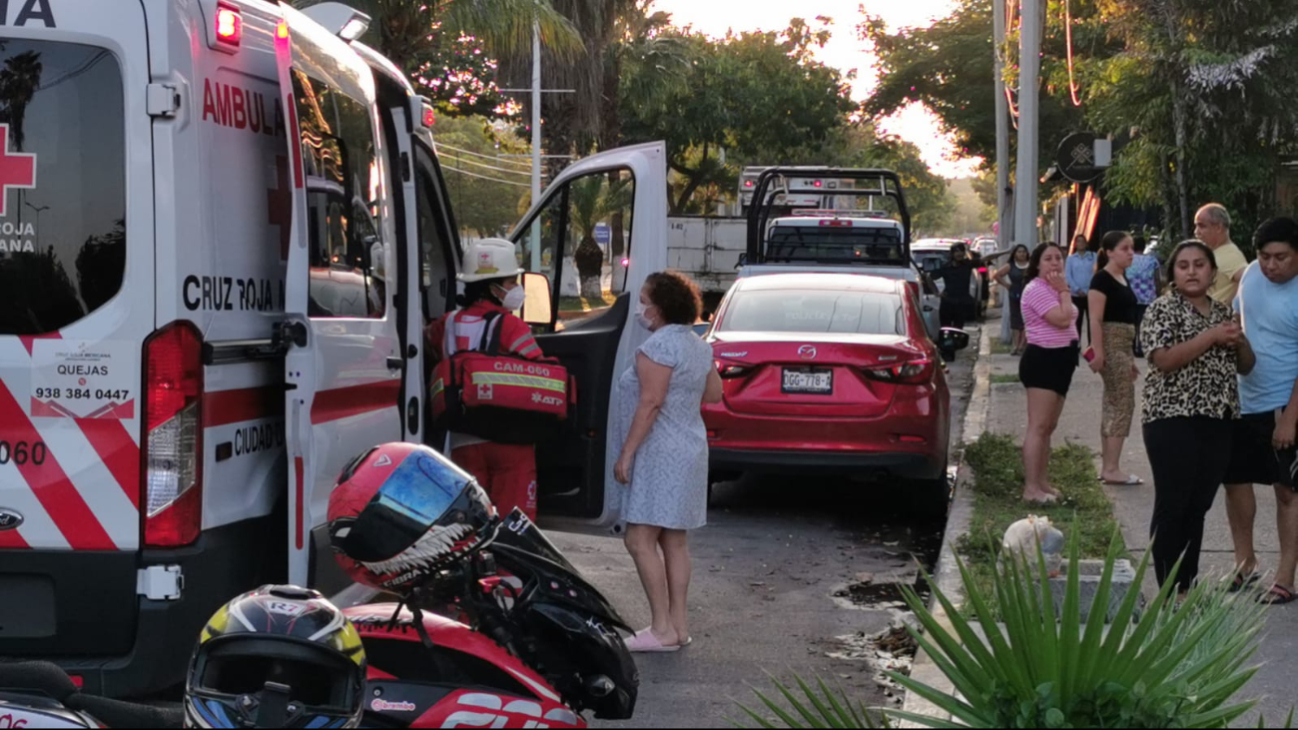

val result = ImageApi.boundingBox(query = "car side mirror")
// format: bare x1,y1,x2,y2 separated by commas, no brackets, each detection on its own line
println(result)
736,253,749,269
522,272,554,326
939,327,971,352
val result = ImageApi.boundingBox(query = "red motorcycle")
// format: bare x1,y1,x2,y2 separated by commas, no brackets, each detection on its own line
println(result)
325,443,638,729
346,512,638,729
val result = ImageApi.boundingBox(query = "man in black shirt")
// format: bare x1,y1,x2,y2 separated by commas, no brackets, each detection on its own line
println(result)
935,244,978,329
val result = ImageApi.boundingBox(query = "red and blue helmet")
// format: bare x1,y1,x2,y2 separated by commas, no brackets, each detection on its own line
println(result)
327,443,496,593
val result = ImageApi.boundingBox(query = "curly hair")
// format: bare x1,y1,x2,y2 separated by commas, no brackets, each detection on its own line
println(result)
644,271,702,326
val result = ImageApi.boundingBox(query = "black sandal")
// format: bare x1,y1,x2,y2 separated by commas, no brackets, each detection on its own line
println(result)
1259,584,1297,606
1230,570,1262,593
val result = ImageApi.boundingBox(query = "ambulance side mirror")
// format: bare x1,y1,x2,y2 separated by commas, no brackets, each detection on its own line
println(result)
522,272,554,327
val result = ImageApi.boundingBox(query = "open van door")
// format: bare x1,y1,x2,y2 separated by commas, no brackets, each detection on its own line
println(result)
508,143,669,528
276,10,404,587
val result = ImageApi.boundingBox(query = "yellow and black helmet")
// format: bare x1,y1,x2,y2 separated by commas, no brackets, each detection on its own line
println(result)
184,586,366,729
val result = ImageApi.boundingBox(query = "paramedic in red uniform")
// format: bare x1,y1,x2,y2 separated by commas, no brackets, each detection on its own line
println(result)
426,239,543,521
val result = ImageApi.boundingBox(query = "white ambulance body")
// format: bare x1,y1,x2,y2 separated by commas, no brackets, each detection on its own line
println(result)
0,0,666,696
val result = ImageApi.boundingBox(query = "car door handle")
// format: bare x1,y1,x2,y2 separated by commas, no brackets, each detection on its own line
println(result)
387,356,404,371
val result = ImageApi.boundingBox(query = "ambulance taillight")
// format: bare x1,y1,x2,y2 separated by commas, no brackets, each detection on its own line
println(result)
215,1,242,48
142,322,204,548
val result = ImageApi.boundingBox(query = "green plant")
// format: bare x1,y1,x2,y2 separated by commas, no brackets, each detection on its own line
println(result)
990,373,1020,385
890,532,1266,728
963,432,1023,498
734,673,888,729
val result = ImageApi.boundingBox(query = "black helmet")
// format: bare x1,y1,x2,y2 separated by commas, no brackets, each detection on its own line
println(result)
184,586,366,729
327,443,497,593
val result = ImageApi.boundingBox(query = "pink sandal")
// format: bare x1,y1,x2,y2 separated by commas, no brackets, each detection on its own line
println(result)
624,629,680,653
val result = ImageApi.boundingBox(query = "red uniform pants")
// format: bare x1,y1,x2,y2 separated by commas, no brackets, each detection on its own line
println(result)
452,442,538,522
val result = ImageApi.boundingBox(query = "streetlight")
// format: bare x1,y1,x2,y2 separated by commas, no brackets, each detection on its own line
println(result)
25,201,49,250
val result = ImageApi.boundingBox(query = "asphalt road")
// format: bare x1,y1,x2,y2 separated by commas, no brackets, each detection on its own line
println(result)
551,324,980,728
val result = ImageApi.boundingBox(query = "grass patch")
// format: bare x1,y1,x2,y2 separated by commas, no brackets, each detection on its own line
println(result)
990,373,1021,385
558,293,616,314
957,432,1124,617
990,337,1014,355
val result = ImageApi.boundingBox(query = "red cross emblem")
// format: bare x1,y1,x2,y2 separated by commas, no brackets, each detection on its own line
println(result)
268,155,292,261
0,124,36,217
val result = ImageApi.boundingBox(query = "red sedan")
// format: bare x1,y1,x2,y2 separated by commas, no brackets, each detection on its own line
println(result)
703,273,962,514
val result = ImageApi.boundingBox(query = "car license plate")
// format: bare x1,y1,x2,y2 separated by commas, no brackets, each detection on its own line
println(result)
782,368,833,394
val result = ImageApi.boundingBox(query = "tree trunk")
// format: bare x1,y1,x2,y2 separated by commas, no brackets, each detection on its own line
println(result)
1159,149,1176,249
574,234,604,300
1171,79,1192,240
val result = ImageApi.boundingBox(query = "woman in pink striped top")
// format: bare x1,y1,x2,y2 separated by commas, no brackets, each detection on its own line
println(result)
1018,243,1080,504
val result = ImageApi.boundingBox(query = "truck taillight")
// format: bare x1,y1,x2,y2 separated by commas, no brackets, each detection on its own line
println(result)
142,323,204,548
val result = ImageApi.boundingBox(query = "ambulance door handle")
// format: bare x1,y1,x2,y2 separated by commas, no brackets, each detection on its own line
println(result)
387,356,404,371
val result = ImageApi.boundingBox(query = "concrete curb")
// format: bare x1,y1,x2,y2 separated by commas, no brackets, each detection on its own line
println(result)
897,322,994,726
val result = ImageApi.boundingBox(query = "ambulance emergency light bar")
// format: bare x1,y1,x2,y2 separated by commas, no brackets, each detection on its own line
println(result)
301,2,373,41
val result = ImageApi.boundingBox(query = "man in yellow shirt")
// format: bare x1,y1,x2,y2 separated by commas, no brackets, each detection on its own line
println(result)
1195,203,1249,304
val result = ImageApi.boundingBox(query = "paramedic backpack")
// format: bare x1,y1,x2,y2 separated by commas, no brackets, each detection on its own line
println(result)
430,312,574,444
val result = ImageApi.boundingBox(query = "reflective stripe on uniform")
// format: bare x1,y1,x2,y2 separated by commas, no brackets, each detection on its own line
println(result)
429,378,444,398
468,371,566,393
508,334,536,352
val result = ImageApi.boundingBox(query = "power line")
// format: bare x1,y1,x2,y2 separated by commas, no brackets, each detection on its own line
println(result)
435,142,533,169
439,152,544,178
442,165,532,188
1064,0,1083,107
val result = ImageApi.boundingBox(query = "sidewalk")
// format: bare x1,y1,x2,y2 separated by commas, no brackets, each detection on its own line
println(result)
984,343,1296,725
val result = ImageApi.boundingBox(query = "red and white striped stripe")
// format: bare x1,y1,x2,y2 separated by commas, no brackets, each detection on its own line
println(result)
0,335,140,551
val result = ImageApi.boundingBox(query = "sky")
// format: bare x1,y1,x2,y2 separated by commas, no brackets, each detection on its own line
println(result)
648,0,982,179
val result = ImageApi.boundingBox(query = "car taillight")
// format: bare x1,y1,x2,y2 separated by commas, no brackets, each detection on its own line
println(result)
215,2,242,47
142,322,204,548
864,358,935,385
716,361,752,379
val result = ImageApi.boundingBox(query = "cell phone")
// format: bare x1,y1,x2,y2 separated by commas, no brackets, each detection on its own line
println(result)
1083,347,1097,363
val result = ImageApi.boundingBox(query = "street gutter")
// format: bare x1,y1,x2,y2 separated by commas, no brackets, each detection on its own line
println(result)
897,321,993,727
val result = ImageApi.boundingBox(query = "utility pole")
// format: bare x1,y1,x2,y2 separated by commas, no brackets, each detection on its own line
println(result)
994,0,1014,344
994,0,1013,250
530,22,542,272
1013,0,1042,247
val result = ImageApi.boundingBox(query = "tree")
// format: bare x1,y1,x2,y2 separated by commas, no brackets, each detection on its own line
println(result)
293,0,580,119
433,115,533,237
620,19,857,214
1084,0,1298,241
861,0,1093,176
567,174,632,298
767,122,958,234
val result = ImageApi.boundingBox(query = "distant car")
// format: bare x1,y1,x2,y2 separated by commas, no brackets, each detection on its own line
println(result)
911,239,988,319
973,237,999,258
703,273,968,517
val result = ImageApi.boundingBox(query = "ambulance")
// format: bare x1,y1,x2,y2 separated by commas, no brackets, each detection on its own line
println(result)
0,0,667,696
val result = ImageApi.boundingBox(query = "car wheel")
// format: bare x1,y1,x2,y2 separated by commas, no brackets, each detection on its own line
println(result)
909,476,952,521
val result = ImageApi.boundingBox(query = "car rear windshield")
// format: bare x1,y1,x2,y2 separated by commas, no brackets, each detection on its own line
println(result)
765,225,904,265
720,289,904,335
0,41,125,336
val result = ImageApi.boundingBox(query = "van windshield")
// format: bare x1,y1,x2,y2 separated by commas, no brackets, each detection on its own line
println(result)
0,41,125,336
765,225,904,265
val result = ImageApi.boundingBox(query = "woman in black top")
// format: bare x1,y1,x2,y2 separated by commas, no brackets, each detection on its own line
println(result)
1089,231,1142,485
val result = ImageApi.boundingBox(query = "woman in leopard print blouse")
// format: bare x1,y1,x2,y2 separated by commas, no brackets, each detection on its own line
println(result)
1141,241,1256,596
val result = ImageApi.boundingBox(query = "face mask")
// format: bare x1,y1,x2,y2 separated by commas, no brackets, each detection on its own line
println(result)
499,286,526,312
635,301,655,330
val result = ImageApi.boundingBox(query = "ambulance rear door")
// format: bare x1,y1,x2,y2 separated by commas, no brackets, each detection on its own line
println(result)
508,142,669,528
275,7,403,588
0,0,153,658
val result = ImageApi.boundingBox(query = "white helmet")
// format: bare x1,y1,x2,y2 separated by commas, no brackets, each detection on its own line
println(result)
459,238,524,283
